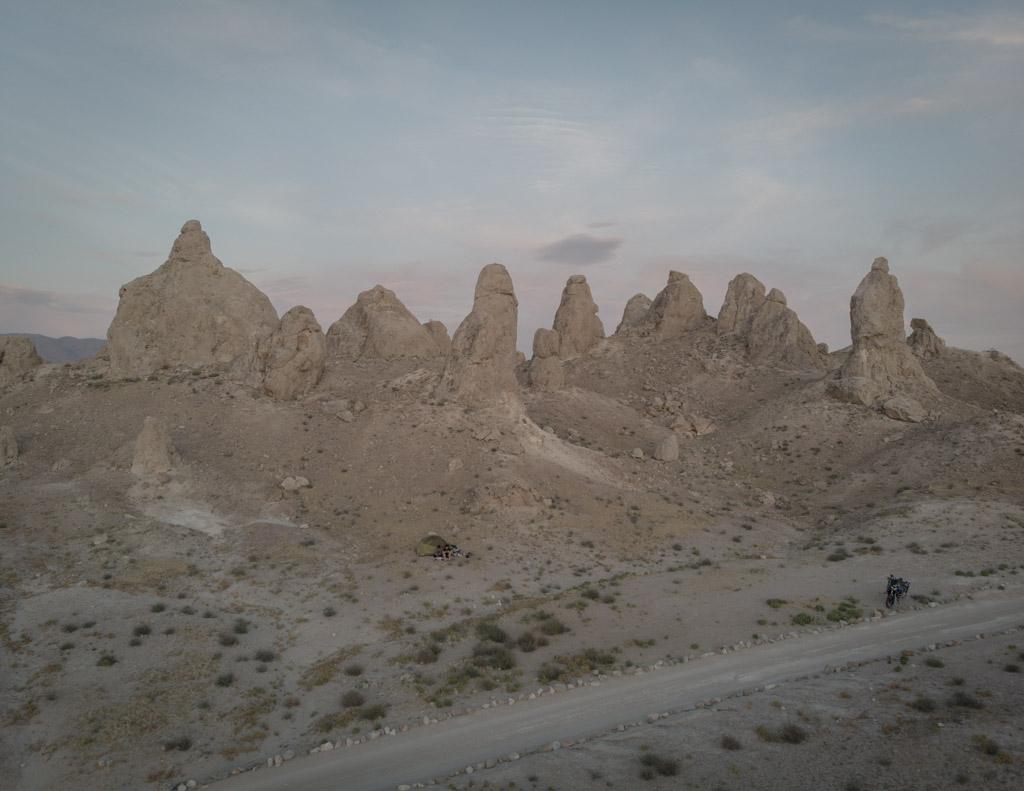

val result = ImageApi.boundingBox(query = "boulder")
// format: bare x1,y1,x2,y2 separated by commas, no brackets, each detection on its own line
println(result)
423,320,452,355
0,336,44,386
614,294,652,335
881,395,927,423
440,264,522,411
327,285,440,358
653,434,679,461
671,414,717,436
131,417,178,476
831,258,936,404
260,306,326,399
527,328,564,390
552,275,604,358
717,273,766,334
107,220,279,378
907,318,945,359
640,272,707,337
0,426,17,466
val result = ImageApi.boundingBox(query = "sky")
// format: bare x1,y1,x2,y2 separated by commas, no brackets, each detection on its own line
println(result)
2,0,1022,362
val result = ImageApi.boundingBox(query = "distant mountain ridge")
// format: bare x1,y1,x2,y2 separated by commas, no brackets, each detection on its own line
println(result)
0,333,105,364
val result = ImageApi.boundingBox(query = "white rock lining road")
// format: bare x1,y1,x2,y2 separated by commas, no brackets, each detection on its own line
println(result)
213,590,1023,791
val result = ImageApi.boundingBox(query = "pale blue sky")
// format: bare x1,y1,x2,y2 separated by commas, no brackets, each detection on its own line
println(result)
2,1,1022,361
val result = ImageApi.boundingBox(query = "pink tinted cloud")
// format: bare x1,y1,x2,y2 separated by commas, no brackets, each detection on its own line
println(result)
0,285,115,339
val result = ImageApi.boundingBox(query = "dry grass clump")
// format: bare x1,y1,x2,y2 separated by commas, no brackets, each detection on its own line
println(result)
639,751,678,779
756,722,808,743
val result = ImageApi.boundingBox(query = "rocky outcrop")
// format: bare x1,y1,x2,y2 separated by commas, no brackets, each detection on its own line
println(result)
717,276,822,370
717,274,766,334
640,272,707,337
745,288,824,370
107,221,279,378
614,294,652,335
0,336,44,386
0,426,17,466
552,275,604,358
131,417,178,476
327,286,440,359
653,434,679,461
831,258,936,406
440,263,521,411
423,320,452,356
908,318,945,359
259,306,326,399
527,328,564,390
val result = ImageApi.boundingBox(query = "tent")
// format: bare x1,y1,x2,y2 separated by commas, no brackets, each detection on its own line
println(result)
415,534,447,557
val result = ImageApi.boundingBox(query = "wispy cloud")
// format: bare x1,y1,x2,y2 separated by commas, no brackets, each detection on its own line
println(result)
535,234,624,266
868,11,1024,47
0,286,116,338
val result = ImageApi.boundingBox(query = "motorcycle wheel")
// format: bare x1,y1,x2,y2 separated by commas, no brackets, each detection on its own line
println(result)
885,594,895,608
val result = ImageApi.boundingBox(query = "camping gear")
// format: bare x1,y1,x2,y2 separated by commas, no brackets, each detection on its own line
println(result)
415,534,447,556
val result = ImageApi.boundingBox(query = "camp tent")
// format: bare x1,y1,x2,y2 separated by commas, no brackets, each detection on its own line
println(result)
415,534,447,556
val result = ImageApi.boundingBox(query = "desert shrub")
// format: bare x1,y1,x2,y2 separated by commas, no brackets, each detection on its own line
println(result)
343,663,363,676
639,752,678,777
414,643,442,664
581,587,600,600
253,648,276,662
912,697,936,712
97,654,117,666
216,673,235,687
538,617,569,636
62,623,79,633
517,631,537,652
948,691,984,709
360,703,387,721
757,723,808,743
974,735,1001,756
791,613,814,626
341,690,365,708
164,736,192,751
323,607,336,617
1003,663,1020,673
924,656,945,668
151,603,166,613
472,643,516,670
476,621,508,644
721,734,742,750
133,623,151,636
59,642,74,651
218,633,238,647
827,549,851,562
232,618,250,634
766,599,787,609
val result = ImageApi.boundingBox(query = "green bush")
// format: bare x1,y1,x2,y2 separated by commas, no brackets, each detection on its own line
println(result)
792,613,814,626
766,599,787,609
538,618,569,636
341,690,365,708
472,643,516,670
476,621,508,644
639,752,678,777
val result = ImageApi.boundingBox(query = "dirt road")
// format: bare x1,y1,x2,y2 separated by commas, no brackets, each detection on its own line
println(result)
214,590,1023,791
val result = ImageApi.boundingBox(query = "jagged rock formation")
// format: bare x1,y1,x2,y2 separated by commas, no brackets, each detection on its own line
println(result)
908,318,945,359
0,426,17,465
440,263,522,411
259,306,326,399
640,272,707,337
0,336,44,386
423,320,452,356
831,257,936,406
717,275,822,370
106,220,279,378
527,328,564,390
552,275,604,358
746,288,824,370
614,294,652,335
717,274,766,334
131,416,178,476
327,285,441,359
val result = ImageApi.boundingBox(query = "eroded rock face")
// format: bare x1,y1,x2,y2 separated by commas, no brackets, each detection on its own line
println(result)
440,263,521,411
131,416,178,476
641,271,707,337
908,318,945,359
326,286,439,359
260,306,326,399
528,328,564,390
614,294,652,335
107,221,279,378
0,426,17,466
0,336,44,386
423,320,452,356
745,288,824,370
831,257,936,405
717,274,766,334
552,275,604,358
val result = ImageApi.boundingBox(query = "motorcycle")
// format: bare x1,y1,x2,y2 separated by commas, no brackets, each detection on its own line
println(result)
885,575,910,608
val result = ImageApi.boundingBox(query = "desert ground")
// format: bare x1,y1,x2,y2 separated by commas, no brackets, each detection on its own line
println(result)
2,321,1024,791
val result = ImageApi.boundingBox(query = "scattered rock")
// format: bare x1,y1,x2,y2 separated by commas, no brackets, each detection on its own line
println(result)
653,434,679,461
881,395,927,423
907,317,945,358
